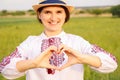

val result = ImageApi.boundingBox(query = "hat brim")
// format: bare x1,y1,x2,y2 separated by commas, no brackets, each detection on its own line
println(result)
32,4,74,13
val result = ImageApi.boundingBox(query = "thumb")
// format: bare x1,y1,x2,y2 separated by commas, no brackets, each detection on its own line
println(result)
47,64,59,70
58,62,71,71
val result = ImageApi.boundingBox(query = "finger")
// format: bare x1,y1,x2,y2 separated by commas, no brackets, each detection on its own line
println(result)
47,64,59,70
57,44,65,54
49,45,58,51
59,62,72,71
44,46,57,55
58,57,78,71
58,44,72,54
64,47,72,54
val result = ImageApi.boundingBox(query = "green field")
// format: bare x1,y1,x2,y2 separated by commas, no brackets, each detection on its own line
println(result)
0,17,120,80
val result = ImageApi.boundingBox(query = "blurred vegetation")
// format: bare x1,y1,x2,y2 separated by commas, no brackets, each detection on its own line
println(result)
72,7,111,16
0,9,36,16
111,5,120,17
0,5,120,17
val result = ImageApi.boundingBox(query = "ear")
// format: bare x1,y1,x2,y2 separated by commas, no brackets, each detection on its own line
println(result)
39,14,41,19
37,12,41,19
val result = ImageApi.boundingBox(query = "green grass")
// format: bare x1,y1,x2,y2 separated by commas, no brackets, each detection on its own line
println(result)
0,17,120,80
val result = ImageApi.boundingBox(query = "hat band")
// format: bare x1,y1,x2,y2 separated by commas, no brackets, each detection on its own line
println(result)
39,0,66,4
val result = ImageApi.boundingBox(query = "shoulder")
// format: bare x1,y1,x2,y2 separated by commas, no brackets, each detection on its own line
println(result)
24,35,40,42
65,33,91,46
19,35,42,46
66,33,86,41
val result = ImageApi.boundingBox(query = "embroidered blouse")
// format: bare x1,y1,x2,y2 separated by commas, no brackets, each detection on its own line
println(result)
0,31,117,80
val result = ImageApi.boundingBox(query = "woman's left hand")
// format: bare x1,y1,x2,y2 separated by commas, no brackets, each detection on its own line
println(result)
57,44,83,70
57,44,101,70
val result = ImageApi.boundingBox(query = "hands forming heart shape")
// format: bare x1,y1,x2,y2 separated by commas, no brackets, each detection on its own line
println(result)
34,44,82,71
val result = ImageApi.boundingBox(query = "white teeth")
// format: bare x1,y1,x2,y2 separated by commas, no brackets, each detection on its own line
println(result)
50,22,58,25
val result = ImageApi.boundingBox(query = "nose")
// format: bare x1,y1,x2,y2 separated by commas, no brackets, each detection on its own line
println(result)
50,13,57,21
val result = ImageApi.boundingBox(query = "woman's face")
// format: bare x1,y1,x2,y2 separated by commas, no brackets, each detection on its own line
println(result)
38,6,66,33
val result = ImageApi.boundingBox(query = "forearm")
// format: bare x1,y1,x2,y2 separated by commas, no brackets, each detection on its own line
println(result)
16,59,36,72
79,54,101,68
67,47,101,68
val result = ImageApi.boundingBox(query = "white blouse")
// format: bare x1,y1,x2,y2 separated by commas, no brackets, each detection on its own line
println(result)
0,31,118,80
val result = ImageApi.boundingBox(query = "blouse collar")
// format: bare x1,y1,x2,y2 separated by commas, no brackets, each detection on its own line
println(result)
39,31,67,44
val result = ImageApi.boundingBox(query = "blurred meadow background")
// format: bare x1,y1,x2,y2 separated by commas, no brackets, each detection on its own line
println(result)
0,16,120,80
0,0,120,80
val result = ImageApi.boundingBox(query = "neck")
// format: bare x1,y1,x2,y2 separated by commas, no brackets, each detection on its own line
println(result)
44,30,62,37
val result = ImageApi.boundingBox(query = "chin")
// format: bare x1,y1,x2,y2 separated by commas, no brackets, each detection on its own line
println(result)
48,28,61,32
49,29,59,32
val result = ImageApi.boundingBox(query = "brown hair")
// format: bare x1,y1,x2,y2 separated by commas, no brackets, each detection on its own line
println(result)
36,5,70,23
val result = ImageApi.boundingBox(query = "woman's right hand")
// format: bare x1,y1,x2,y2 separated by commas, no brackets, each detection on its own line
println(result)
17,45,58,72
33,45,58,69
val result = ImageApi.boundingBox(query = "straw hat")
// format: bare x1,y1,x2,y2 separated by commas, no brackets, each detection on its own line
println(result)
32,0,74,13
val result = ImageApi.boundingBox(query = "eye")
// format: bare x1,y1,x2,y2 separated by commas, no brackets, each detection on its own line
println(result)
57,10,62,14
44,11,51,14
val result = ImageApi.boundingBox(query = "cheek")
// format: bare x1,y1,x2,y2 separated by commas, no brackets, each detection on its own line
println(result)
39,14,49,22
61,15,66,19
60,14,66,22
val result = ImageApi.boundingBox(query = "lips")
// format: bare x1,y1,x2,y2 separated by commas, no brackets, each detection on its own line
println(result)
50,22,57,24
48,18,61,24
48,21,59,26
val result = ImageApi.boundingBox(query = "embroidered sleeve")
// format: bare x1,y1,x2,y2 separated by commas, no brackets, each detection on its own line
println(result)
91,44,117,62
0,36,33,79
90,44,118,73
0,48,21,72
0,48,26,79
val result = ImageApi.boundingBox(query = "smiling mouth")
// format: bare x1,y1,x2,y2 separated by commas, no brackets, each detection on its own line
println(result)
49,21,59,25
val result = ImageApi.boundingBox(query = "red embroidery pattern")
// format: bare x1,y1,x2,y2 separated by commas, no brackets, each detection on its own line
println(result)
0,48,21,73
41,37,65,74
91,44,107,53
91,44,117,62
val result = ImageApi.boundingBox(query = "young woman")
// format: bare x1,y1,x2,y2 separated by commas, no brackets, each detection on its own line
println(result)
0,0,118,80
